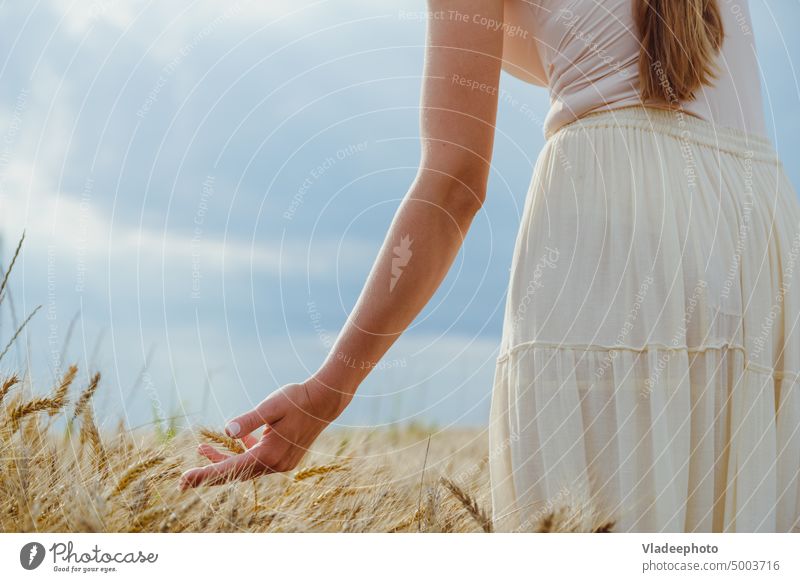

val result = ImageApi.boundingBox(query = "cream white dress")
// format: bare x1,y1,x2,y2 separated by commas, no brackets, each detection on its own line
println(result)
490,1,800,532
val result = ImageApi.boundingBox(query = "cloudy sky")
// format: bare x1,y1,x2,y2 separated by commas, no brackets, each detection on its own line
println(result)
1,0,799,432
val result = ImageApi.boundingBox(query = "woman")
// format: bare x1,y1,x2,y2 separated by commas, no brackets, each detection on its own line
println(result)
180,0,800,533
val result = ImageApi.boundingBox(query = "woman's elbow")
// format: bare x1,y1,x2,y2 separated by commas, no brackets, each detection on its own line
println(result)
412,164,488,219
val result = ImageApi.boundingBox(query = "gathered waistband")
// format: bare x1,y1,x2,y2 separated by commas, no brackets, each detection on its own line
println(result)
551,106,778,162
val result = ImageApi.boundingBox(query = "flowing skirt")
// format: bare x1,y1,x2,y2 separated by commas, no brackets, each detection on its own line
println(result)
489,106,800,532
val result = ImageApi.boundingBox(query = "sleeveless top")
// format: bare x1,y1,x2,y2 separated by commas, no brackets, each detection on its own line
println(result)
501,0,766,138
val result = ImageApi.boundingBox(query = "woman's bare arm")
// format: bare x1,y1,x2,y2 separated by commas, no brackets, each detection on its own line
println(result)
180,0,505,488
313,0,506,396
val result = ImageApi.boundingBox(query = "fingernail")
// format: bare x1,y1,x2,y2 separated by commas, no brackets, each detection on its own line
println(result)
225,421,241,438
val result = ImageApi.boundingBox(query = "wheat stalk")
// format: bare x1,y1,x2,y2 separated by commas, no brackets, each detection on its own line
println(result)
311,485,362,506
293,463,344,482
0,374,19,406
416,435,432,532
440,477,493,533
80,408,109,478
0,305,41,364
9,397,59,431
0,230,24,303
110,455,164,498
72,372,101,420
151,460,182,482
388,506,426,533
198,427,245,454
49,365,78,416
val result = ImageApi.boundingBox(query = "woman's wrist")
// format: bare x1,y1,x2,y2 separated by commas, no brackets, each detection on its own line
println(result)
310,352,366,402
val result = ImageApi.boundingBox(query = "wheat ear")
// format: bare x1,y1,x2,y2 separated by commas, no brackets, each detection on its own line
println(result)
198,428,245,454
440,477,493,533
110,455,165,497
80,408,110,477
294,463,344,482
49,364,78,415
72,372,101,420
9,397,59,431
0,374,19,406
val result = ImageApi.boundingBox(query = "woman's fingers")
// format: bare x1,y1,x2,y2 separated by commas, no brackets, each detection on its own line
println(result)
178,390,308,490
179,448,273,490
225,396,282,439
197,443,229,463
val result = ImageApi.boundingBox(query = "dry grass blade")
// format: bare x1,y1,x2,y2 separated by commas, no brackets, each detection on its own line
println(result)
416,435,431,532
198,428,245,454
0,305,42,364
49,365,78,415
72,372,101,420
9,397,59,431
440,477,493,533
293,463,344,482
110,455,165,498
0,230,24,303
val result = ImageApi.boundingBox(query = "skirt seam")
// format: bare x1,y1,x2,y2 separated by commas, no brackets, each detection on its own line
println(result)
495,340,799,382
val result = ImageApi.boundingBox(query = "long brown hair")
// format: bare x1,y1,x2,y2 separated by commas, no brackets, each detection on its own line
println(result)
635,0,725,103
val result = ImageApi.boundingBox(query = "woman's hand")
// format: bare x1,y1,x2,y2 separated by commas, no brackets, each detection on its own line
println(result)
179,377,349,489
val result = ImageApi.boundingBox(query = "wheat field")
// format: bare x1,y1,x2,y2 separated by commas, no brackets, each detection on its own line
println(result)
0,237,612,533
0,365,619,533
